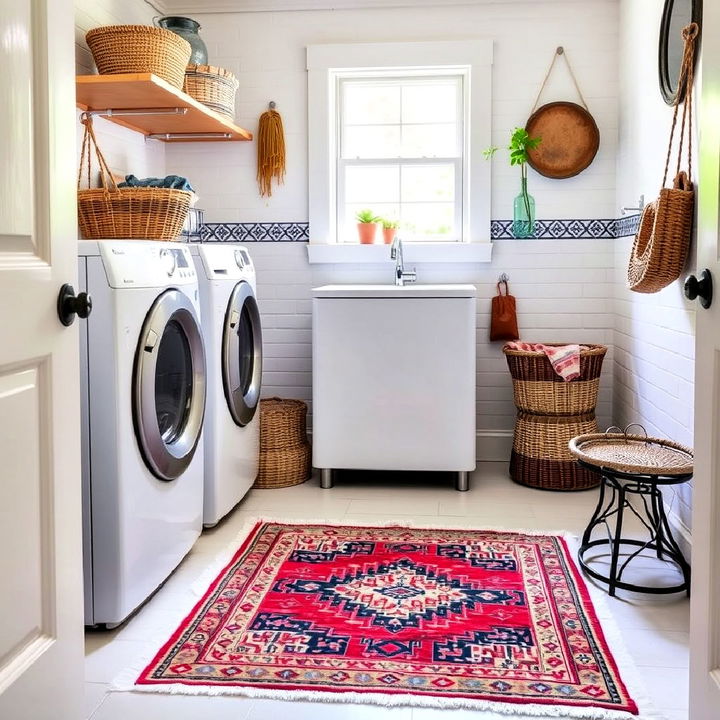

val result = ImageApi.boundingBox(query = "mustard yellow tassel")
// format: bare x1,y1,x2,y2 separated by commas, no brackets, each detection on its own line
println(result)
256,108,286,197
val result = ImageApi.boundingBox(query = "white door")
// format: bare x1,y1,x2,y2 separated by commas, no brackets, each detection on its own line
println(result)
0,1,84,719
689,1,720,717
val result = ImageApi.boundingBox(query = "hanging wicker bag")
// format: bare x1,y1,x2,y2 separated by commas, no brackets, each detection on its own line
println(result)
77,115,192,240
86,25,191,90
254,398,311,489
184,65,239,121
627,23,699,293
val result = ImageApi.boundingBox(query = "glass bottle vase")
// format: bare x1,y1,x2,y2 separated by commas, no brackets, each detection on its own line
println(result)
512,178,535,238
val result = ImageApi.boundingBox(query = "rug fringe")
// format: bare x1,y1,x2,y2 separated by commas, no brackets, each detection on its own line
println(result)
111,515,667,720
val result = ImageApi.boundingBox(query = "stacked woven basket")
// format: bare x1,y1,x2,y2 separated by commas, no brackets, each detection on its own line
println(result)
503,344,607,491
254,398,312,489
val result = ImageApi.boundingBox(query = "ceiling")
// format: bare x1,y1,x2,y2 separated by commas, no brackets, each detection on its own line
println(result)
158,0,569,15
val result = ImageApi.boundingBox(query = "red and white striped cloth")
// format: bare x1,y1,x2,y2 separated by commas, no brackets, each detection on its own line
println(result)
505,342,582,382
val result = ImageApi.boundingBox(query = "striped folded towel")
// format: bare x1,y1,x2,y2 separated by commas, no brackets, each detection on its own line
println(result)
505,341,582,382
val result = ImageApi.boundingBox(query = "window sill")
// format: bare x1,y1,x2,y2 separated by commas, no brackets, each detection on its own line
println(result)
306,242,493,265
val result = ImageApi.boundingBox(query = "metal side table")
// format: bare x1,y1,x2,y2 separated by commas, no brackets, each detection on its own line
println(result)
569,426,693,597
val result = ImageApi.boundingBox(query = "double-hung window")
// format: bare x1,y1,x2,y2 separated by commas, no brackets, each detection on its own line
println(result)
307,40,493,260
338,74,464,242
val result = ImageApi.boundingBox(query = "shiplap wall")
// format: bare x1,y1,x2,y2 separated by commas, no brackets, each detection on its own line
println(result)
614,0,696,544
74,0,165,183
166,1,619,456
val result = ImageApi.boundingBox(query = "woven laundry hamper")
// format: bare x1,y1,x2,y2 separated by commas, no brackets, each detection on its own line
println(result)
504,344,607,490
254,398,311,489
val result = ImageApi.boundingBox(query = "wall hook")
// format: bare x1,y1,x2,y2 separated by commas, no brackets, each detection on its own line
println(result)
499,272,509,283
268,101,276,109
621,194,645,215
556,46,564,55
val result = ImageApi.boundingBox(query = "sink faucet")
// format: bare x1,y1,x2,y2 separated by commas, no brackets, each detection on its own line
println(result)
390,237,417,286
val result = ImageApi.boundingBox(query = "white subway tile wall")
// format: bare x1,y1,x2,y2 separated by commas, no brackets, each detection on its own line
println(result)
614,0,696,546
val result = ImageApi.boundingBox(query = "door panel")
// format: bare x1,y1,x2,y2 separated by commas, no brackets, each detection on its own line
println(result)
0,0,83,718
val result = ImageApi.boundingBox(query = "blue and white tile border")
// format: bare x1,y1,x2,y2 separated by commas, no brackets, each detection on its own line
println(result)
200,215,641,243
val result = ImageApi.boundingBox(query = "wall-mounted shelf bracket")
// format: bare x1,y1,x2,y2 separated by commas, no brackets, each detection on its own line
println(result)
147,132,232,141
81,107,188,120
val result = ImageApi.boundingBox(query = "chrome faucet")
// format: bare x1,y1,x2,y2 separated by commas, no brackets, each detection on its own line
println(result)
390,237,417,286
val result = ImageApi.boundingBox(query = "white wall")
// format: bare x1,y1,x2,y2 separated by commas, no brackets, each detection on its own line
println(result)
164,1,619,457
74,0,165,186
614,0,696,541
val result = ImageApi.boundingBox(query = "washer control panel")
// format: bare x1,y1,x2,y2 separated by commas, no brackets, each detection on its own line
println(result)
98,241,197,288
193,243,255,281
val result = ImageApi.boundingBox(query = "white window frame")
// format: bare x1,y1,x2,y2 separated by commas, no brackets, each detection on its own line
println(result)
337,73,465,243
306,40,493,264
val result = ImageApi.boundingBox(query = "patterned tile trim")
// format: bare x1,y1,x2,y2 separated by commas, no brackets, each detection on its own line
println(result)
200,216,642,242
201,222,310,242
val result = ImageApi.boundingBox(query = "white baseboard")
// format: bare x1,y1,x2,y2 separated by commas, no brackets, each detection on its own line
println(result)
476,430,513,462
666,508,692,561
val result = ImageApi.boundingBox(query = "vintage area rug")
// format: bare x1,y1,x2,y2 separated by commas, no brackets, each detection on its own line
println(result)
126,521,641,717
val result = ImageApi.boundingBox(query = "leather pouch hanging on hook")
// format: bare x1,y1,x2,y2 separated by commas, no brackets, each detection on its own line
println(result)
525,46,600,179
490,279,520,342
627,23,699,294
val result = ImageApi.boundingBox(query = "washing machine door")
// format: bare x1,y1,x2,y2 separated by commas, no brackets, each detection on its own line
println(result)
133,289,206,481
222,280,262,426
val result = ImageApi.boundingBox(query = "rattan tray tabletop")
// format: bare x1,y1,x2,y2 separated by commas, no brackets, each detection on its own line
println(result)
569,433,693,476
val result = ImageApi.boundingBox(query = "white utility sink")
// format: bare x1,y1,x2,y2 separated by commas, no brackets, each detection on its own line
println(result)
311,283,477,491
312,283,476,298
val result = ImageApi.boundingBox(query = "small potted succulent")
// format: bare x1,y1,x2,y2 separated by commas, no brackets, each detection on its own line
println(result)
355,209,379,244
380,218,400,245
484,127,541,238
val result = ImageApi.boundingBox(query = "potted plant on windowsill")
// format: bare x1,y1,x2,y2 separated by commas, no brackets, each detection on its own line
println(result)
484,127,542,238
355,209,380,244
380,218,400,245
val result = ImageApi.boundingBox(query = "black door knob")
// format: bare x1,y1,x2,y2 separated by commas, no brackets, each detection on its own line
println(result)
684,269,713,309
57,284,93,326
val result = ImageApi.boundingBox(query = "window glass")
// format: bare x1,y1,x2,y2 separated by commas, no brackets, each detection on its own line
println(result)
155,320,192,443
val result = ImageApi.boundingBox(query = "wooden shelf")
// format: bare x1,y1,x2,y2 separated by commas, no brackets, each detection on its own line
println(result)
76,73,253,142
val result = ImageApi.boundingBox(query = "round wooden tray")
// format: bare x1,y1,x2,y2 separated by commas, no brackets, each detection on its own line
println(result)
525,101,600,179
568,432,693,476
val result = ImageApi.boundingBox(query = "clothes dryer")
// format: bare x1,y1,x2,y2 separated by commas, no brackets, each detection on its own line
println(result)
79,240,206,627
191,244,262,527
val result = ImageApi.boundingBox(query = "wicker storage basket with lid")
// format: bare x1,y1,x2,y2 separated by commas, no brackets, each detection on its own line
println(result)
503,343,607,490
183,65,239,121
254,397,311,489
85,25,191,90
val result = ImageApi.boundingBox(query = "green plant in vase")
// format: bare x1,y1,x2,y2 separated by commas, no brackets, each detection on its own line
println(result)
355,209,380,244
379,217,400,245
484,127,541,238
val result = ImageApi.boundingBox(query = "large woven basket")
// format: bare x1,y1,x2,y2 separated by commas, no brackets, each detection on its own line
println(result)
86,25,191,89
503,344,607,415
510,412,600,490
255,398,311,489
184,65,239,121
77,116,191,240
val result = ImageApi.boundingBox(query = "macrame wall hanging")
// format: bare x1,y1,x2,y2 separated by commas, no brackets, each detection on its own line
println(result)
627,23,699,294
256,101,286,197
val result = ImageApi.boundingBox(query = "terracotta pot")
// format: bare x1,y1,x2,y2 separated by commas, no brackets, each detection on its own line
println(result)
357,222,377,244
382,227,397,244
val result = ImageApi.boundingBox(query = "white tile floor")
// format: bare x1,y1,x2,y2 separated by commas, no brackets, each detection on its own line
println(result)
84,463,691,720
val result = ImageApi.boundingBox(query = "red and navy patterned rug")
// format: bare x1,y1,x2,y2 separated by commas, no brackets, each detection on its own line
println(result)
134,521,638,716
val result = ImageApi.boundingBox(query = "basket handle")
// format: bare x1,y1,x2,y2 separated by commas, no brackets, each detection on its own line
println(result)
77,114,119,193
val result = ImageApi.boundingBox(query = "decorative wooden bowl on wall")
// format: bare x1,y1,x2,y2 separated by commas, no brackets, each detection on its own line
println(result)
525,101,600,179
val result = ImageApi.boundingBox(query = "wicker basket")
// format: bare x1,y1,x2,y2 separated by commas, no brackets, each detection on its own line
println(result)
184,65,239,121
510,412,600,490
77,117,191,240
255,398,311,489
86,25,191,89
504,344,606,416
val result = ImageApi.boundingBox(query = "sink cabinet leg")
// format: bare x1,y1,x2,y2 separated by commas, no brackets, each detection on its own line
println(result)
320,468,334,489
456,471,469,492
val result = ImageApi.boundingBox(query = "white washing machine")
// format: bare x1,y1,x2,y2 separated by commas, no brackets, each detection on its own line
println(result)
79,240,206,627
190,244,262,527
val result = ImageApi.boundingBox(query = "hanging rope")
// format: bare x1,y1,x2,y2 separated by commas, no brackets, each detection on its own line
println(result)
256,103,286,197
531,46,589,113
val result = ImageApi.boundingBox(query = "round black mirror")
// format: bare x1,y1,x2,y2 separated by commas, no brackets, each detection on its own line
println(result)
659,0,702,105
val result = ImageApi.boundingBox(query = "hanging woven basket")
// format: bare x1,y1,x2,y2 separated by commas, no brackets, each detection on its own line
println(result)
627,23,699,293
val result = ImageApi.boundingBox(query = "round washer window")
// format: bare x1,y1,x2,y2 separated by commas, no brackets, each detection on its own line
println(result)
154,319,193,443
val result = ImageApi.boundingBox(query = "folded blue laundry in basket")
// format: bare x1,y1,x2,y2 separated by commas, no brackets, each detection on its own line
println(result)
118,174,194,192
